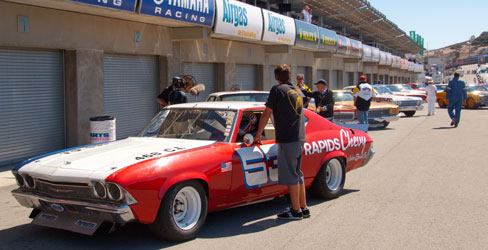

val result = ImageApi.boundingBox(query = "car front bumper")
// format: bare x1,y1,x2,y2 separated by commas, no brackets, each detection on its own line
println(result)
11,188,135,227
399,105,424,112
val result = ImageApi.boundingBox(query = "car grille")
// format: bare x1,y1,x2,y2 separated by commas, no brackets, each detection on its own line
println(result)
34,179,95,201
399,100,419,107
369,109,390,117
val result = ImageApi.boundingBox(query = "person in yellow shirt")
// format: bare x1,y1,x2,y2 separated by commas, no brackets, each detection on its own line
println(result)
296,74,311,108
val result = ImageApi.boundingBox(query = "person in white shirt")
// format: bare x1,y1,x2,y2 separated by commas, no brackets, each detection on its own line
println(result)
425,79,437,116
301,5,312,23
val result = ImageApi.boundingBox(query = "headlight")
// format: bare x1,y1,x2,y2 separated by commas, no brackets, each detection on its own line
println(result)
106,183,124,201
390,107,400,115
13,172,25,187
24,174,36,189
92,181,107,198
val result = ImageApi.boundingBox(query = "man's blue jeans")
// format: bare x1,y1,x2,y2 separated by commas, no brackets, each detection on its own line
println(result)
357,110,368,124
447,99,462,126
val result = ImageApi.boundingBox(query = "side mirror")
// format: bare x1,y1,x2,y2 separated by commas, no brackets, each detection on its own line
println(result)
243,134,254,147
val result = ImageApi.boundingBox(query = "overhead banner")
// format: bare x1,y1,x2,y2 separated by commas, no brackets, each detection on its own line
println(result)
362,44,373,62
385,52,392,65
350,39,362,58
392,56,401,68
379,51,387,65
139,0,215,27
262,9,295,45
408,61,415,71
213,0,263,40
336,35,351,56
70,0,137,12
318,27,337,52
294,20,319,49
372,47,380,62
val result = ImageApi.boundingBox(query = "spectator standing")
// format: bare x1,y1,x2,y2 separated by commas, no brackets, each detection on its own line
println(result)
425,79,437,116
446,72,467,127
353,75,375,124
300,5,312,23
296,74,312,108
254,64,309,220
302,79,335,121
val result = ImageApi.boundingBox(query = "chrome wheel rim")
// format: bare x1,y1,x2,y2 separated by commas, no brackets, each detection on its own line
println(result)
173,186,201,230
325,159,343,191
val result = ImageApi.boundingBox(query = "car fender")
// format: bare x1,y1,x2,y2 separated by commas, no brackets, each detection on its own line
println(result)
158,172,209,201
321,151,347,167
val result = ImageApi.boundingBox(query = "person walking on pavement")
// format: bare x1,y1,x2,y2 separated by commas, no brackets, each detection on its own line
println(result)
296,74,312,108
353,75,375,124
254,64,309,220
302,79,335,121
446,72,467,127
425,79,437,116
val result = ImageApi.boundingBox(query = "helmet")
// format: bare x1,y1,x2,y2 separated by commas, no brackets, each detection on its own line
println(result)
239,113,257,135
172,76,186,88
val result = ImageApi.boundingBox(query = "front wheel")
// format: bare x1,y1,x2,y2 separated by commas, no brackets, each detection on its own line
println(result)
467,98,477,109
311,158,346,199
382,121,390,128
150,180,207,242
403,111,416,117
438,99,447,108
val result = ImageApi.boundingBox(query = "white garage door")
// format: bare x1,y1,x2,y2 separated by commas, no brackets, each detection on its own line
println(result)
104,54,159,140
236,64,257,90
184,63,217,102
0,48,65,166
268,65,279,91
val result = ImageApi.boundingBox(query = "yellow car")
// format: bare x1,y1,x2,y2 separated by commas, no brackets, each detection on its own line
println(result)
309,90,400,128
436,85,488,109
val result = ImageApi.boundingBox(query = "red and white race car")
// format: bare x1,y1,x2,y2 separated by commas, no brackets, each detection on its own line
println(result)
11,102,374,241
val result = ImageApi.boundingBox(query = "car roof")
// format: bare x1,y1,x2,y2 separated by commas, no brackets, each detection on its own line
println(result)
207,91,269,97
168,101,265,110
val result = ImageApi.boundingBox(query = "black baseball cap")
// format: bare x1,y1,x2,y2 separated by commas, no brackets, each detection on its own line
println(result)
314,79,327,85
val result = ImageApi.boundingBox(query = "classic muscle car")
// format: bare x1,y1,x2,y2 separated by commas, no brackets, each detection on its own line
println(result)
384,84,427,101
344,86,423,117
11,102,374,241
436,85,488,108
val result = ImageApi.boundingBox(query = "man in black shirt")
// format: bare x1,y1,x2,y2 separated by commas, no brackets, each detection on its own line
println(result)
303,79,334,121
254,64,309,220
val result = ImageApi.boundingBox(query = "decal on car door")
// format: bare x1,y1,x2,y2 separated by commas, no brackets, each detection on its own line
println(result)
236,144,278,189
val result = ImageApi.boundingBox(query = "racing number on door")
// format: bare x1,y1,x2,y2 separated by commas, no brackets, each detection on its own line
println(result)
236,145,278,189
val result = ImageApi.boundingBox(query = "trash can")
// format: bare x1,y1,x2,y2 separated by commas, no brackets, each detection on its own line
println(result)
90,116,116,144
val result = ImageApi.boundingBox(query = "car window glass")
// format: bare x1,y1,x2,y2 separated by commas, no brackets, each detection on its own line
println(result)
333,92,354,102
221,93,269,102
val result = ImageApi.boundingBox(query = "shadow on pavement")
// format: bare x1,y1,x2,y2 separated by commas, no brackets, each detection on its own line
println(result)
432,126,455,130
0,189,359,249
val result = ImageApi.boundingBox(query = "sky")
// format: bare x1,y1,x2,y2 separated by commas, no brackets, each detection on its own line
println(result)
367,0,486,50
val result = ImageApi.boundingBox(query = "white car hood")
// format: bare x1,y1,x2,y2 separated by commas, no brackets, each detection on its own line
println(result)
17,137,215,183
376,93,422,101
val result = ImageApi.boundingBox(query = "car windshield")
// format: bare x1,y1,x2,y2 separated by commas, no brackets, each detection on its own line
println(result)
412,83,426,88
373,86,394,95
138,108,237,142
435,85,447,91
466,86,488,92
333,91,354,102
220,93,269,102
386,85,407,92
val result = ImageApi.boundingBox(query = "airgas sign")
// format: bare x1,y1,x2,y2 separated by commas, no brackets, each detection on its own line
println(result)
139,0,215,27
262,9,295,45
214,0,263,41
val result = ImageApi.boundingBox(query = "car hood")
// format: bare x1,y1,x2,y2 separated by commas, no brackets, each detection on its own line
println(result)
16,137,216,182
376,94,422,101
334,101,398,110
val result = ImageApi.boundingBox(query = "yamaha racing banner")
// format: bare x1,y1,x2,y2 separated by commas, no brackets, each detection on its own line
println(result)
69,0,137,12
139,0,215,27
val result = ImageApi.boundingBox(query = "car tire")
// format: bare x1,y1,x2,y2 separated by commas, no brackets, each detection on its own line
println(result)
438,99,446,108
382,121,390,128
150,180,207,242
311,158,345,199
403,111,416,117
467,98,477,109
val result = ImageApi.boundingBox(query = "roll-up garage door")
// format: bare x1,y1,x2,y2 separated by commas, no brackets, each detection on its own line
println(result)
268,65,278,91
236,64,256,90
104,54,159,140
331,70,339,90
184,63,217,102
0,48,65,167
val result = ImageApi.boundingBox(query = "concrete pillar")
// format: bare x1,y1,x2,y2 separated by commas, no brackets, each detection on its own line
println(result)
256,64,264,91
218,62,236,91
65,49,104,147
338,70,344,89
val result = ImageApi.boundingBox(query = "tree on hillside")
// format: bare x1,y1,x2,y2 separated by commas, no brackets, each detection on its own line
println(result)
472,32,488,46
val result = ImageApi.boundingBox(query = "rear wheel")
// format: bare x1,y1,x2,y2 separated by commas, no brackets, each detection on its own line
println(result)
150,180,207,242
382,121,390,128
311,158,346,199
467,98,477,109
403,111,416,117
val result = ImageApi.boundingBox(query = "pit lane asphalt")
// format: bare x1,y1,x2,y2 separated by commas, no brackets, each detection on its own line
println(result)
1,107,487,250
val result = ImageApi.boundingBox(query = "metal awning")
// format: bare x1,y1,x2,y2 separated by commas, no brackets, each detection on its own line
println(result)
290,0,423,54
